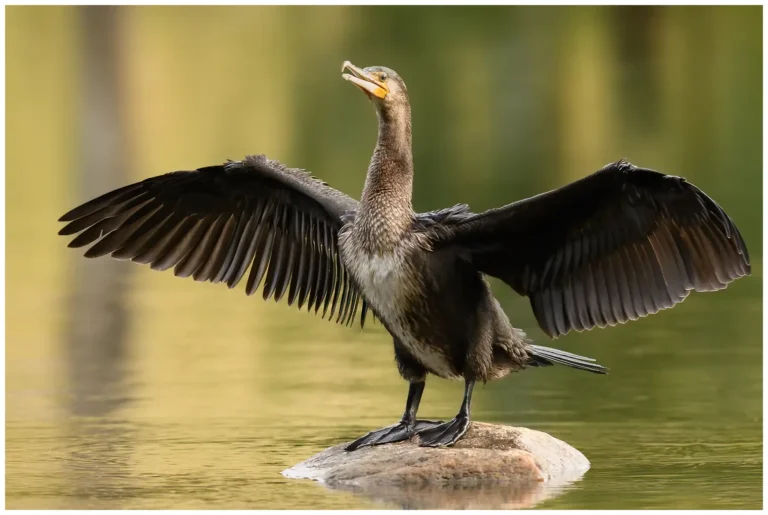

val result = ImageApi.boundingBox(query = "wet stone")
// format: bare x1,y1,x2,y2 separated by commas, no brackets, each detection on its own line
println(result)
282,422,590,509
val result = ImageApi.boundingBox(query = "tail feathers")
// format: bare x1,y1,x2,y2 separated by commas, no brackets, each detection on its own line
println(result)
528,344,608,374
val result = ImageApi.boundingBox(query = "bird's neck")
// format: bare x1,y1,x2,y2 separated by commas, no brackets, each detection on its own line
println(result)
358,106,414,247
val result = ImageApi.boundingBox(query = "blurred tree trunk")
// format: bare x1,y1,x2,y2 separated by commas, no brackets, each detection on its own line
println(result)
65,6,132,418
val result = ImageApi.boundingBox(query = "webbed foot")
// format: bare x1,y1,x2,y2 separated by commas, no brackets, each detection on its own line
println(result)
345,419,443,451
416,415,471,447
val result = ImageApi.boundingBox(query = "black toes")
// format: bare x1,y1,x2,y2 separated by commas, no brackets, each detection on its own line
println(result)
345,422,413,452
417,416,471,447
345,419,450,451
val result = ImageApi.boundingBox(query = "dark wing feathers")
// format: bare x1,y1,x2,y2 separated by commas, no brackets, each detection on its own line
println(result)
59,154,369,328
431,160,750,338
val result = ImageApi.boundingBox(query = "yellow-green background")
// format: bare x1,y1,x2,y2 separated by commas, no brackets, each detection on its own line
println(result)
6,5,762,509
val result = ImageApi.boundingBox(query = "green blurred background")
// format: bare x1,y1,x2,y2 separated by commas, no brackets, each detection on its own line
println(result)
6,5,762,509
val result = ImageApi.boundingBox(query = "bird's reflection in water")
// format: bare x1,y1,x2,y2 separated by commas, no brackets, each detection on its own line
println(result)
322,473,585,509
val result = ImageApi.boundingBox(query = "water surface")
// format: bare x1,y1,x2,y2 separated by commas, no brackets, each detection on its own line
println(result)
6,5,761,509
6,263,761,508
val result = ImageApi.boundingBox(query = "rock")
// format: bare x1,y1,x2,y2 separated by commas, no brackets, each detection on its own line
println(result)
282,422,590,509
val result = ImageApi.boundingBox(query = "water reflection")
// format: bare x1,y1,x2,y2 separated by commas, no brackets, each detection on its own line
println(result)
60,420,136,509
325,475,585,509
60,7,136,508
62,254,135,507
64,4,133,415
64,257,131,418
6,4,762,510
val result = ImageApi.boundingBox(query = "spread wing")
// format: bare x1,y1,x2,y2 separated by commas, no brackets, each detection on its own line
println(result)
430,160,750,338
59,154,370,327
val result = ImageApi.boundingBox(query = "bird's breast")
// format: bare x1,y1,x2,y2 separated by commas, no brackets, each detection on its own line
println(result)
338,223,427,328
338,227,461,380
340,234,411,313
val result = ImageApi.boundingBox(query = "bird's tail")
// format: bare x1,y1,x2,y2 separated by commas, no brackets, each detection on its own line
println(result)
527,344,608,374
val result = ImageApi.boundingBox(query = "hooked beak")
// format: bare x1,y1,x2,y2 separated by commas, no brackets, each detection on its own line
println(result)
341,61,388,99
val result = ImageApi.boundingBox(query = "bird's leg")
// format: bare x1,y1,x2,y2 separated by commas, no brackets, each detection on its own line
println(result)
402,380,446,433
417,378,474,447
345,381,443,451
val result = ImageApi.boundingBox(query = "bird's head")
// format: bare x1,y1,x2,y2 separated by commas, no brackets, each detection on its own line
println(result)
342,61,409,117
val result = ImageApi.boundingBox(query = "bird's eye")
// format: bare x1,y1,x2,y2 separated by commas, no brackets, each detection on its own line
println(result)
379,72,388,81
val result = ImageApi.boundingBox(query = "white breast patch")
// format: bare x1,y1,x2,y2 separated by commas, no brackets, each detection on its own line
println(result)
342,241,460,380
